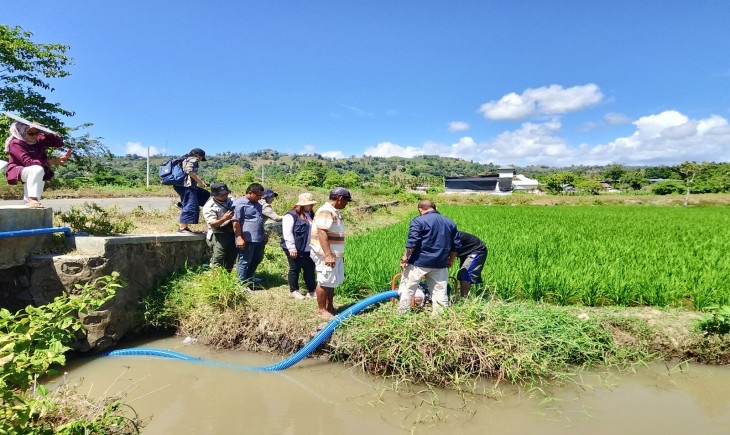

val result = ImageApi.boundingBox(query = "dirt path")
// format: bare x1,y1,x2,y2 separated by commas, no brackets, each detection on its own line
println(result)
1,197,176,213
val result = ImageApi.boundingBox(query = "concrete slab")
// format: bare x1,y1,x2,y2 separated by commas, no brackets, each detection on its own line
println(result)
0,206,54,268
72,233,206,255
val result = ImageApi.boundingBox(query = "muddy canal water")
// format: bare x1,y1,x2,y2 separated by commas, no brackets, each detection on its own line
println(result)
57,337,730,434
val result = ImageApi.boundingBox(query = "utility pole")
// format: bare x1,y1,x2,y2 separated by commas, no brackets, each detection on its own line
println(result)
146,146,150,188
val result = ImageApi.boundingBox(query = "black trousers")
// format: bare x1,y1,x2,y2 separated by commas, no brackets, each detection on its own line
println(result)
285,250,317,292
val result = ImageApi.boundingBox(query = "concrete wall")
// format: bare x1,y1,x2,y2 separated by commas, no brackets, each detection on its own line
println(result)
0,233,209,351
0,206,53,268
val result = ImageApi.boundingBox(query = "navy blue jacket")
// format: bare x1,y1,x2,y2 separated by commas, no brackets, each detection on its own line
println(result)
405,210,461,268
280,210,313,253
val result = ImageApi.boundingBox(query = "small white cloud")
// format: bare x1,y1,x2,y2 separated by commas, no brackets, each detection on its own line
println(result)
580,112,632,132
604,112,631,125
340,104,373,117
579,121,600,132
125,141,160,156
299,144,316,155
364,142,426,158
448,121,470,132
479,83,604,120
321,150,345,159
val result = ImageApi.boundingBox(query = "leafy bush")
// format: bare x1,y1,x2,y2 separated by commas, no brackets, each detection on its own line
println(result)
142,266,248,329
652,180,685,195
56,202,134,235
698,305,730,335
0,273,134,433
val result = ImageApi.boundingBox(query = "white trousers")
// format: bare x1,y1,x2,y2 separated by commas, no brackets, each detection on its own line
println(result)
398,264,449,314
20,165,46,201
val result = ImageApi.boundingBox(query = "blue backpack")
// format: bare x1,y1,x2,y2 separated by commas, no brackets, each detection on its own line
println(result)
159,159,186,186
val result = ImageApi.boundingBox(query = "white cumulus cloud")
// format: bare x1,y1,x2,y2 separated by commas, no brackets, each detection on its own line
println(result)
363,110,730,166
364,119,574,166
585,111,730,165
125,141,160,156
479,83,604,120
364,142,427,159
448,121,470,132
321,150,345,159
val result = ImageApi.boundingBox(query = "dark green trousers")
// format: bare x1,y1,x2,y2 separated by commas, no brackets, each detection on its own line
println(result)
208,232,237,271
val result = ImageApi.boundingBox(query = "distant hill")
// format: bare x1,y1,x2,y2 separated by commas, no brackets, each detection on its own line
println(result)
51,148,728,192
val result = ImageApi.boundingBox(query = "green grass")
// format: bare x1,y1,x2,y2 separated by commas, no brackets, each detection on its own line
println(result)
332,299,651,387
342,205,730,309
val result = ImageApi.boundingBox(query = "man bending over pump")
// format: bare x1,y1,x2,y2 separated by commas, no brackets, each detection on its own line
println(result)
454,231,487,298
398,200,461,314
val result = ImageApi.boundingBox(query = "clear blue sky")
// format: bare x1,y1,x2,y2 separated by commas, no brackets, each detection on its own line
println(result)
4,1,730,166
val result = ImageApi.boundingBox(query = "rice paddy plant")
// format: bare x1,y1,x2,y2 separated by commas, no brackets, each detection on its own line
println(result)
343,205,730,309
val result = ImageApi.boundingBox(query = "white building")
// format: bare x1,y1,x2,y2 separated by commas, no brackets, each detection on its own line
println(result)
444,167,540,194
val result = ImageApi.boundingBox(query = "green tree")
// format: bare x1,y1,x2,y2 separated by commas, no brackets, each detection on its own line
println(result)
679,162,708,207
0,24,108,164
652,180,684,195
217,165,251,185
323,170,345,189
574,176,603,195
341,171,362,188
542,171,576,194
620,169,647,190
602,164,626,183
293,161,327,187
0,25,73,137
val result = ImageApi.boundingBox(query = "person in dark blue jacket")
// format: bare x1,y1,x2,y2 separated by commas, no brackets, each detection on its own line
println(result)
398,200,461,314
281,193,319,299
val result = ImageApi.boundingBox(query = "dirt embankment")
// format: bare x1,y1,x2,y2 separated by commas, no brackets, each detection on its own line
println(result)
174,287,730,385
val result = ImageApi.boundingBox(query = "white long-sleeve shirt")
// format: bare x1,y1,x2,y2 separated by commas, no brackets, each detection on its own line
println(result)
282,213,312,252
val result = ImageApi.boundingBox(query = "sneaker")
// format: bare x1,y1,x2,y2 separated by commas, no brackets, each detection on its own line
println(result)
251,277,263,283
177,228,193,234
290,291,306,300
306,292,316,299
241,286,253,293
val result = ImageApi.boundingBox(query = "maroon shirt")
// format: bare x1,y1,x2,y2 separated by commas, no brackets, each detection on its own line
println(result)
5,134,64,185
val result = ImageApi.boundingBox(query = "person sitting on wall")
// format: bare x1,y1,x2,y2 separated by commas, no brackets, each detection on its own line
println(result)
202,182,236,271
454,231,488,299
4,122,71,208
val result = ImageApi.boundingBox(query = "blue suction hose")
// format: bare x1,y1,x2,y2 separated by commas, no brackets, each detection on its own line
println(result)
100,290,399,371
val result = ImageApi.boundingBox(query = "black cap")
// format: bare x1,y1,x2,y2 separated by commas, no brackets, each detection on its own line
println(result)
210,182,230,196
330,187,353,201
263,188,278,199
190,148,207,161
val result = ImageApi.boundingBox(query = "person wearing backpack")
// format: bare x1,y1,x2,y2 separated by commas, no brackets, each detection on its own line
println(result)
174,148,210,233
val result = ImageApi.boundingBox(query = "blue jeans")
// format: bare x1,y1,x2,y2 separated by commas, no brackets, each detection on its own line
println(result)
174,185,210,224
237,241,265,283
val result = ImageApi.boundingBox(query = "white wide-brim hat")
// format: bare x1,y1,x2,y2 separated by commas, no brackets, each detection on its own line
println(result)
295,192,318,206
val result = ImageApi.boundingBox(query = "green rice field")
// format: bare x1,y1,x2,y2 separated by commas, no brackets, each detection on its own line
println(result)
342,205,730,309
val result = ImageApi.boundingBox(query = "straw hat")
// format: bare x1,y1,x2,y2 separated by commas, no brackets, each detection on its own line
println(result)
295,192,318,206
